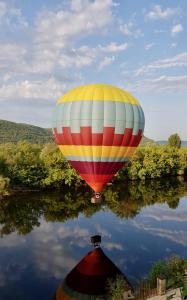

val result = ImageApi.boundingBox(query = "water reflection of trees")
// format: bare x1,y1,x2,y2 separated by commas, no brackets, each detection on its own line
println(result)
0,178,187,236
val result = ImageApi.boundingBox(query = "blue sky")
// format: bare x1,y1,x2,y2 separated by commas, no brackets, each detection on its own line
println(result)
0,0,187,140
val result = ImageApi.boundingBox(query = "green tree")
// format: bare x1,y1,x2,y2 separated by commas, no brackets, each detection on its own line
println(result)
148,261,169,285
0,141,45,187
40,143,81,187
106,275,126,300
148,256,185,288
167,255,184,287
168,133,181,149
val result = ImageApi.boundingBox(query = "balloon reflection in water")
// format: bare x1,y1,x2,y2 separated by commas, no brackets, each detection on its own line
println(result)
55,235,133,300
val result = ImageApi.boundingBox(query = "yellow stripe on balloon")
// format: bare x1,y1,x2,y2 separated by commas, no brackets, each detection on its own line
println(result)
57,84,139,105
58,145,136,158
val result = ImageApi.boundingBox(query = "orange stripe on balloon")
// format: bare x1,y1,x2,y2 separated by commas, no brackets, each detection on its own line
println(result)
80,173,115,192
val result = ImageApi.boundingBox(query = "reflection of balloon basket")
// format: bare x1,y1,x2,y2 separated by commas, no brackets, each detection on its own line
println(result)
91,193,102,204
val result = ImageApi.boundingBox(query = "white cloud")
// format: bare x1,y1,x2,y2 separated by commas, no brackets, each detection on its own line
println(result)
104,242,123,251
99,42,129,52
132,219,187,246
31,223,85,279
31,0,116,74
170,42,177,48
120,21,142,38
94,223,111,238
0,41,128,96
135,52,187,76
143,206,187,222
0,1,124,83
171,23,183,36
78,41,128,54
0,231,26,248
0,0,124,105
35,0,114,47
0,77,72,100
0,1,28,28
75,42,128,69
154,29,166,33
145,5,179,21
134,75,187,93
145,43,154,50
98,55,115,70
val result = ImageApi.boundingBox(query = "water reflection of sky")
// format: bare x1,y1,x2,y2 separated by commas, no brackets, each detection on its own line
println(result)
0,196,187,300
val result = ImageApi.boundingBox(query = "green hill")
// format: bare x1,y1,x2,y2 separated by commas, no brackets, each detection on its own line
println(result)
0,120,54,144
141,136,154,145
0,119,153,144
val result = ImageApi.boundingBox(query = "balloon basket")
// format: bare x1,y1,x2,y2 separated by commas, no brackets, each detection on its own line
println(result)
91,193,102,204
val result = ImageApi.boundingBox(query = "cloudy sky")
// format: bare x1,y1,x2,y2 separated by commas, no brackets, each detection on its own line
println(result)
0,0,187,140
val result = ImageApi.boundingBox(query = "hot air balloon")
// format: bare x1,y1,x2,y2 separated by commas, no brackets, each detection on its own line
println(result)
53,84,145,199
55,235,133,299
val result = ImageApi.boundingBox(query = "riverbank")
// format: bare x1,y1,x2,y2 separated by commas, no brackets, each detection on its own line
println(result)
1,174,187,202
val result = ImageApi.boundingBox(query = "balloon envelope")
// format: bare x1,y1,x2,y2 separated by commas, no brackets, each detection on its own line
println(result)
53,84,145,192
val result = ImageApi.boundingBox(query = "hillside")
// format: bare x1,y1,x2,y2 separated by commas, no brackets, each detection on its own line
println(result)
141,136,154,145
0,120,54,144
0,119,152,144
157,140,187,147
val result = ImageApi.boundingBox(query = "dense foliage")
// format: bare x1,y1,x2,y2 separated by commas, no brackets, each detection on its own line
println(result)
148,256,187,288
125,143,187,180
0,141,187,195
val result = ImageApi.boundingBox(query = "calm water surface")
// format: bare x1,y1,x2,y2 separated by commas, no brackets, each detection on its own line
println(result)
0,179,187,299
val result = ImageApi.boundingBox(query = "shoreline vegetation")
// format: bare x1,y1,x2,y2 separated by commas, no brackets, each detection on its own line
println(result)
0,135,187,197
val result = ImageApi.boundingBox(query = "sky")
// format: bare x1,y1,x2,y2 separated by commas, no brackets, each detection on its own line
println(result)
0,0,187,140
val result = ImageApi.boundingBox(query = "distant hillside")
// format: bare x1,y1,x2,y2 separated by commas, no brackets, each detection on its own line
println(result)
0,120,54,144
157,140,187,147
0,119,152,144
141,136,154,145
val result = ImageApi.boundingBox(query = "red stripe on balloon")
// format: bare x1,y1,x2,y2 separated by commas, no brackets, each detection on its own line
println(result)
102,127,115,145
121,128,132,146
53,127,142,147
69,161,124,175
53,128,62,144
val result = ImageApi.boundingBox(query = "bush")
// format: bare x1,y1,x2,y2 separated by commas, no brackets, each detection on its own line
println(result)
0,176,10,196
106,275,126,300
148,256,185,288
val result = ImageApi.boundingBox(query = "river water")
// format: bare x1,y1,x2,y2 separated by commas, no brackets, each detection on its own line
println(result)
0,178,187,299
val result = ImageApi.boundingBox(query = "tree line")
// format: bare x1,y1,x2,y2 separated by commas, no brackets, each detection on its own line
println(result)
0,133,186,194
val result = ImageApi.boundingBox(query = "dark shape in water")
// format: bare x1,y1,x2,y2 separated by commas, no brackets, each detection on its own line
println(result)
91,234,101,248
55,236,133,299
